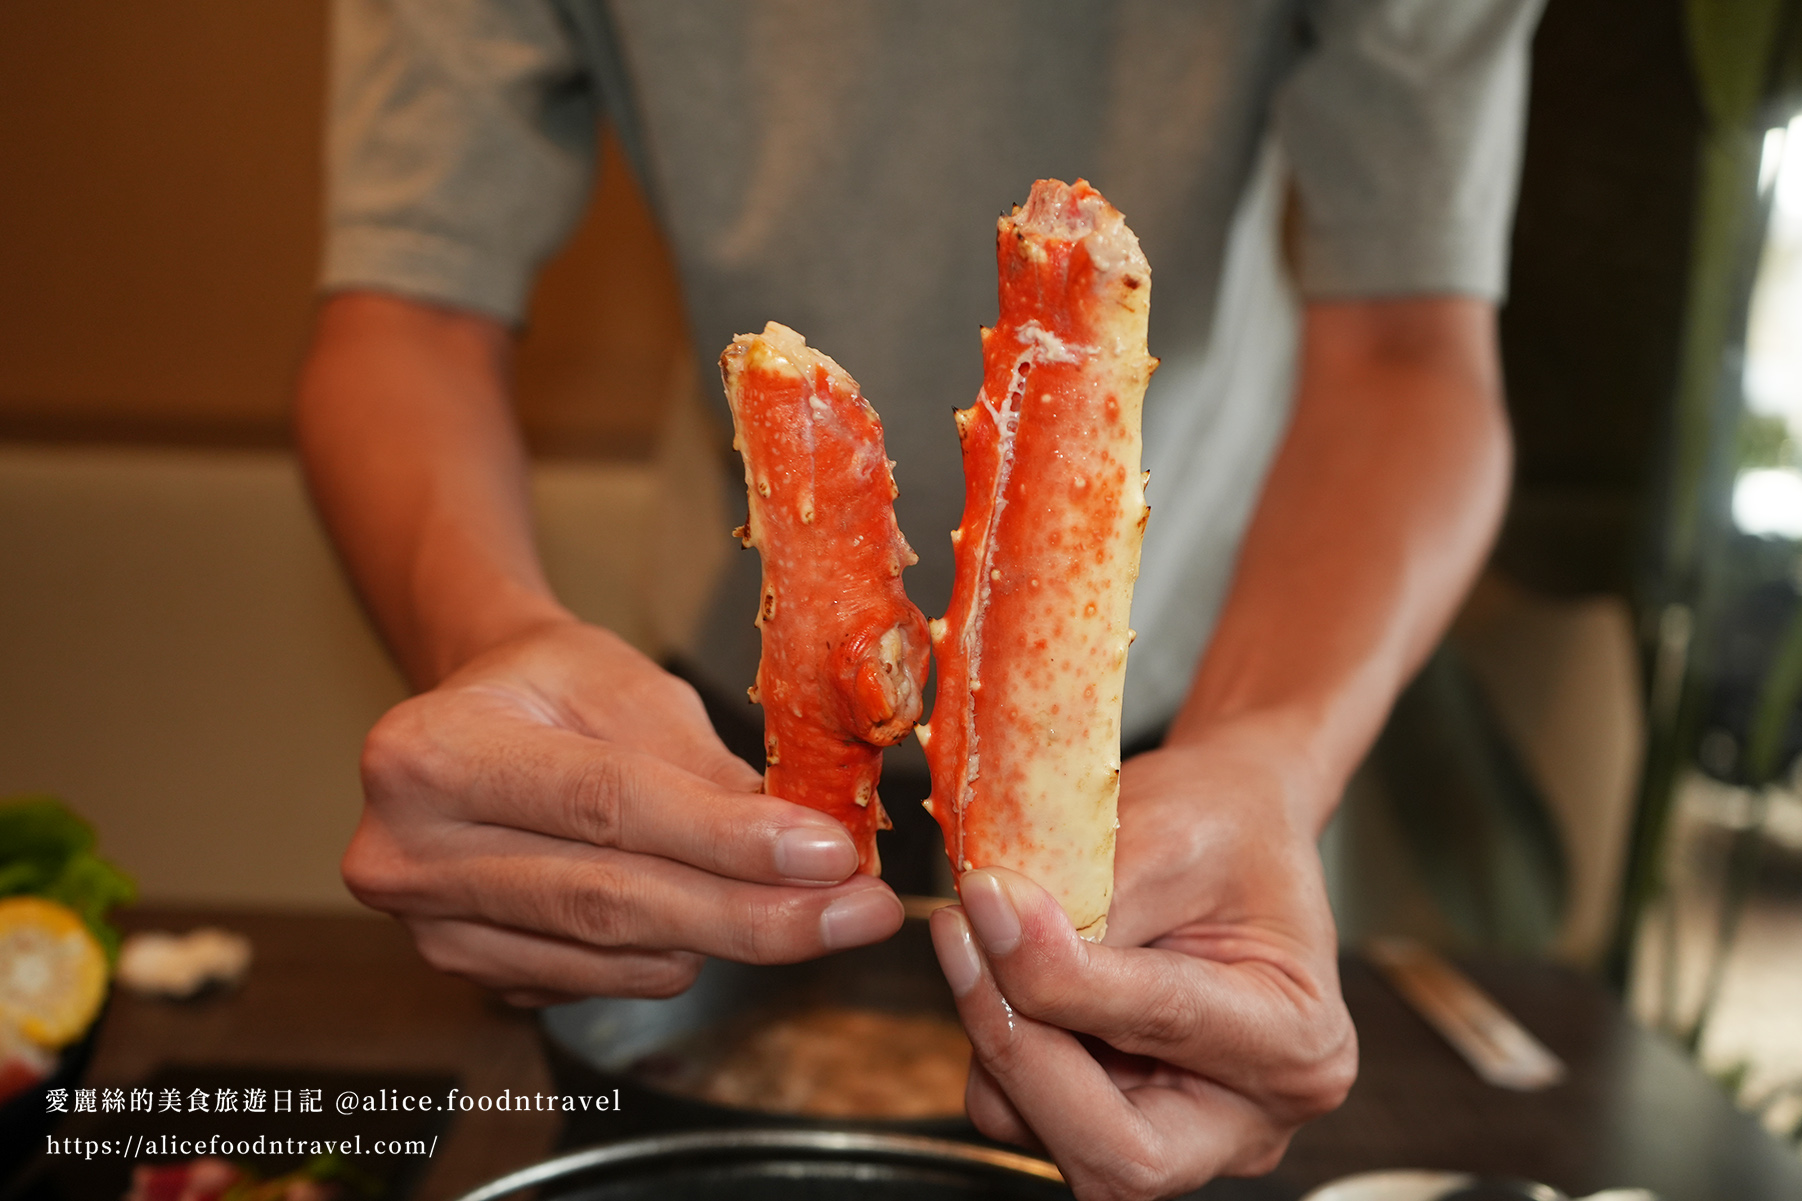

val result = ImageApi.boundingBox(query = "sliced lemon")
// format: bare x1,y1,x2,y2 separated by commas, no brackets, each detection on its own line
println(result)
0,897,107,1048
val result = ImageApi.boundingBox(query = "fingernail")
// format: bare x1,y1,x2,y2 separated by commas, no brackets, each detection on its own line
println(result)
930,908,982,997
775,827,857,882
820,888,904,950
960,870,1021,956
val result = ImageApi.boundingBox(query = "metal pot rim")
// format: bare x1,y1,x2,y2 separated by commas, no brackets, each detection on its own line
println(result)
450,1128,1065,1201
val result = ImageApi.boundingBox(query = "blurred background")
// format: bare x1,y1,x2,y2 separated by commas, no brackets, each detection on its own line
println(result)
0,1,687,913
1,0,1800,1157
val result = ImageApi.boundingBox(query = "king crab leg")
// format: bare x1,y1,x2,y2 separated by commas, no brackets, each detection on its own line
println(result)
919,180,1155,940
722,322,932,875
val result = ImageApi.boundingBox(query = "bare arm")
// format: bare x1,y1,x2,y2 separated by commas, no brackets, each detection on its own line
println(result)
296,291,904,1004
936,295,1510,1197
296,293,567,688
1168,295,1512,826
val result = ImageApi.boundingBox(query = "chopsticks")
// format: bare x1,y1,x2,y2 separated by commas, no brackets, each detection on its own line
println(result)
899,895,957,922
1367,936,1567,1091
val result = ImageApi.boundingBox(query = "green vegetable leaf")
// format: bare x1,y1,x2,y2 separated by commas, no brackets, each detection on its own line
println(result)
0,794,135,960
41,852,137,960
0,795,96,866
0,861,55,895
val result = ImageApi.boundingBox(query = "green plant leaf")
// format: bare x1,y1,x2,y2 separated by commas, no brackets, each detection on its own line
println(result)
0,795,96,866
0,794,135,961
0,861,55,895
1687,0,1792,131
40,852,136,960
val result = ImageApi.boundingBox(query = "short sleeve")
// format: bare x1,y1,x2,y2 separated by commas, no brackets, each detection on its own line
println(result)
321,0,597,324
1275,0,1546,301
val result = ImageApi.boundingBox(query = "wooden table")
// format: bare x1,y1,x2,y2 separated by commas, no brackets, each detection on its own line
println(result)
62,908,559,1201
31,910,1802,1201
1240,958,1802,1200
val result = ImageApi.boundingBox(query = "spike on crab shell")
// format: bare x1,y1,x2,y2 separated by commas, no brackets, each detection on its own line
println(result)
928,617,948,641
915,721,932,749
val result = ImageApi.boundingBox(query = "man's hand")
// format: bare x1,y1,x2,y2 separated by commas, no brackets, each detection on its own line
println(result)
930,723,1355,1200
344,620,905,1006
299,295,903,1003
926,297,1507,1197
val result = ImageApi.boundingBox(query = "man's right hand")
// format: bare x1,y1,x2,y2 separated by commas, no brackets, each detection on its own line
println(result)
297,295,899,1003
341,619,906,1006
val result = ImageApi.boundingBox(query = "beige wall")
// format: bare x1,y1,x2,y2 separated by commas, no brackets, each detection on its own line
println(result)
0,6,697,906
0,1,686,456
0,445,660,909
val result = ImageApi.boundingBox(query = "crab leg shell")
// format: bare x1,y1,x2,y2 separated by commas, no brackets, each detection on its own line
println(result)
920,180,1154,939
722,322,932,875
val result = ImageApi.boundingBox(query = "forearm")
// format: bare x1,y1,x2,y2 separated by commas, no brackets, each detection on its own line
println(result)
1167,297,1511,829
295,291,572,689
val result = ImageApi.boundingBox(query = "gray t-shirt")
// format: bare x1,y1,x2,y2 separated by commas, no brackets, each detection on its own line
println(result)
323,0,1542,741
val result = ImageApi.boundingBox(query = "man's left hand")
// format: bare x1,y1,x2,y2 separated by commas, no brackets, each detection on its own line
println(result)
929,724,1357,1200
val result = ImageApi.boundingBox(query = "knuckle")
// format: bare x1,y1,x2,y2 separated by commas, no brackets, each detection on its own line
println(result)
1266,1005,1358,1120
733,917,777,965
359,702,429,797
339,820,410,911
1129,977,1203,1049
407,921,481,982
725,894,804,964
1300,1031,1360,1118
671,791,751,880
550,858,636,947
697,821,743,878
1114,1165,1167,1201
1073,1149,1167,1201
564,752,630,847
360,695,466,810
971,1018,1032,1079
